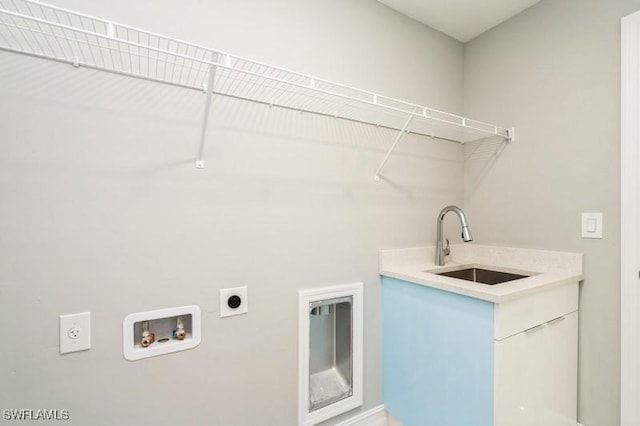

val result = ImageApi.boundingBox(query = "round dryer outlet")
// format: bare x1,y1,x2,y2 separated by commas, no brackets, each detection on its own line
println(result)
219,287,248,318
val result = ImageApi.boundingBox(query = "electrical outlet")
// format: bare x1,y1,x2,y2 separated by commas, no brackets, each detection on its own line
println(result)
219,287,248,318
59,312,91,354
67,327,81,339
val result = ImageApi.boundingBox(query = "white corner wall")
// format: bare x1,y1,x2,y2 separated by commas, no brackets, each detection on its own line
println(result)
0,1,464,425
463,0,640,424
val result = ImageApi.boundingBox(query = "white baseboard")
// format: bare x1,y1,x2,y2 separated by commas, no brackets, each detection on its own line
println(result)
333,405,387,426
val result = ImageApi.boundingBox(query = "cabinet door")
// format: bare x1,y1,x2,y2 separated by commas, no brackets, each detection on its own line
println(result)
494,312,578,426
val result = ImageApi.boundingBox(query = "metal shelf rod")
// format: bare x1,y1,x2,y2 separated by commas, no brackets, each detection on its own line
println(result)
0,0,515,172
0,46,467,146
0,7,512,139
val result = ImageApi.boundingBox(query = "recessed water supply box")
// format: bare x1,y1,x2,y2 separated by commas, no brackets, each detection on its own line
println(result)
298,283,363,426
123,305,201,361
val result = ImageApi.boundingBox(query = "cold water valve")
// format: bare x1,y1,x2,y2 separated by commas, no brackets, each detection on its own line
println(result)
173,316,186,341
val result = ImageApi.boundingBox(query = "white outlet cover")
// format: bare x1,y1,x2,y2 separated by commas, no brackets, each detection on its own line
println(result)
219,287,248,318
59,312,91,354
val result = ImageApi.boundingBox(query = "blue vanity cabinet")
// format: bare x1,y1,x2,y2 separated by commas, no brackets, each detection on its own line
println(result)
383,276,495,426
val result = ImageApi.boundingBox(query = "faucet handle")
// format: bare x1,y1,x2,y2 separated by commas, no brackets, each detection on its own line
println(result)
443,238,450,256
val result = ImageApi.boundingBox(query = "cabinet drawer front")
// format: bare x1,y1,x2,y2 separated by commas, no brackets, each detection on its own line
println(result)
494,312,578,426
494,280,578,340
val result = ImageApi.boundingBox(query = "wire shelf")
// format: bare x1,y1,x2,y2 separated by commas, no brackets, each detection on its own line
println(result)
0,0,514,172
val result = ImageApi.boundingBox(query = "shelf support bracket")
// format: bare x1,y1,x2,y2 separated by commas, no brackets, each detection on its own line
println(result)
374,111,416,181
196,63,217,169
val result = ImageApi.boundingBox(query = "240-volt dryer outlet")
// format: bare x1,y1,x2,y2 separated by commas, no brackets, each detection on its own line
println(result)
219,287,248,318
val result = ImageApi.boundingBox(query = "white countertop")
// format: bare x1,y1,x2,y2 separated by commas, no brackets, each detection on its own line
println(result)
379,244,583,303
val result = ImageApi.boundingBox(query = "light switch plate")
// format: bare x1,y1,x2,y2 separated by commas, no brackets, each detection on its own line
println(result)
59,312,91,354
581,212,603,239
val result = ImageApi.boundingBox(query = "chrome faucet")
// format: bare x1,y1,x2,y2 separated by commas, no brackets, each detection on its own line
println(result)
435,205,473,266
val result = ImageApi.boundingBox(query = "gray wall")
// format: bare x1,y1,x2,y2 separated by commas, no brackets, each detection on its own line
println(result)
0,1,464,425
464,0,640,424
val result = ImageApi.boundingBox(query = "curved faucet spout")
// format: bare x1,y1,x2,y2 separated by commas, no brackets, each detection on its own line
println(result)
435,205,473,266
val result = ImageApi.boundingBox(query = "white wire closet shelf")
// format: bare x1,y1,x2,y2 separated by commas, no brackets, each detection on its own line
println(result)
0,0,515,176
